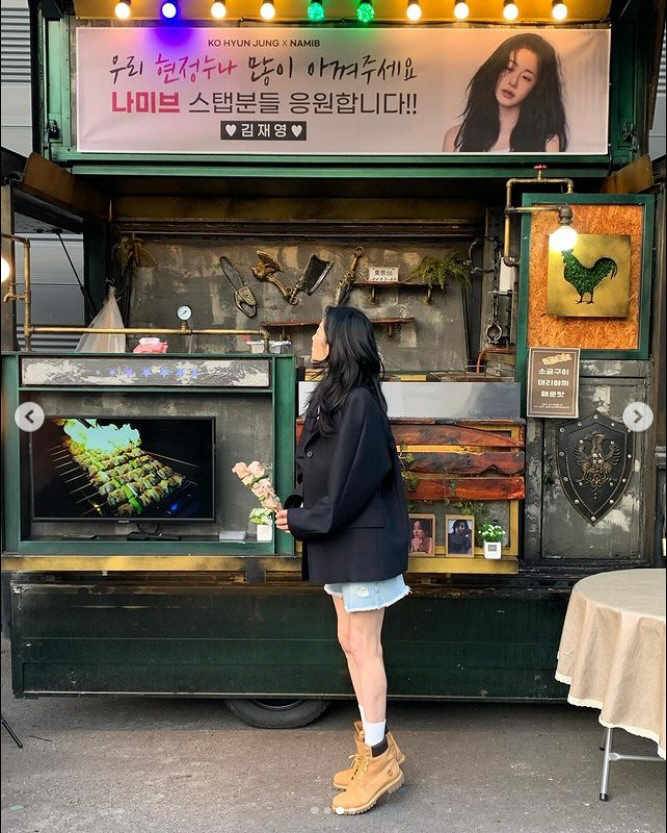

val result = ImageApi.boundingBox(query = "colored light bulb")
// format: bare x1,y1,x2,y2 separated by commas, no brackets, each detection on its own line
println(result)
356,0,374,23
307,0,325,20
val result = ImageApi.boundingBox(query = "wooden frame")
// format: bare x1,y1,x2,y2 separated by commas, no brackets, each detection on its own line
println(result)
409,514,436,557
445,515,475,558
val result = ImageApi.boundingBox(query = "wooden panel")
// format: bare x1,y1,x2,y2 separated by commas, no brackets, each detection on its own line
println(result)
409,476,525,501
295,420,524,447
392,423,524,448
407,450,524,476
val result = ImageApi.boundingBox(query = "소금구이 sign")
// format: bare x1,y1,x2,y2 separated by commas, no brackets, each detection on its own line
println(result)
76,26,610,155
526,347,581,418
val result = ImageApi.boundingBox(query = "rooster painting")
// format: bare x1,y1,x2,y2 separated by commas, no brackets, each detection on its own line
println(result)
561,249,617,304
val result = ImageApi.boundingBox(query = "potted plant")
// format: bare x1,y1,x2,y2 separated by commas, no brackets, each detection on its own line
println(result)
478,522,505,559
407,251,470,304
249,507,274,542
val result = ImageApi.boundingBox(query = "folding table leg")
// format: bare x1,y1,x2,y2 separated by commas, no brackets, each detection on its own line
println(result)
600,726,613,801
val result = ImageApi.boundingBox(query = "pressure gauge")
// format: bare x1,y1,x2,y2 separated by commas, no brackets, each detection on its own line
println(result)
177,305,192,322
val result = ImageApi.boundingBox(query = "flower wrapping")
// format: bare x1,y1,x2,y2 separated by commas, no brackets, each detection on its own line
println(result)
232,461,283,524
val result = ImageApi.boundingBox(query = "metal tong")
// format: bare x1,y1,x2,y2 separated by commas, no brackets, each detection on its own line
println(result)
219,256,258,318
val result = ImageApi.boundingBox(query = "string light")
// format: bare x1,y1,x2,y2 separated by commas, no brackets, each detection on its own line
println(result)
307,0,325,20
356,0,374,22
114,0,131,19
453,1,470,18
211,0,227,18
406,1,422,20
502,0,519,20
260,0,276,19
160,1,178,19
551,0,568,20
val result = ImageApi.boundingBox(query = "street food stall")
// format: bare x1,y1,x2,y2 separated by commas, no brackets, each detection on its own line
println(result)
0,0,664,727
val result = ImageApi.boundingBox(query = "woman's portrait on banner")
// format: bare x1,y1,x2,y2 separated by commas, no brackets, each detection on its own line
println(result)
409,515,435,556
446,515,475,557
442,33,568,154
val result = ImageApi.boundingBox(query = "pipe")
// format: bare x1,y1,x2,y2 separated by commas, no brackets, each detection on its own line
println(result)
30,325,271,351
1,232,32,351
503,168,575,267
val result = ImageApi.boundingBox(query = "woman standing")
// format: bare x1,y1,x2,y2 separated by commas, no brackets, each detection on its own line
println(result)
275,305,410,816
442,33,567,153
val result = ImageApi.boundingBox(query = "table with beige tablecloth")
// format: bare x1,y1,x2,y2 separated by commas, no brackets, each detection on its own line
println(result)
555,568,666,760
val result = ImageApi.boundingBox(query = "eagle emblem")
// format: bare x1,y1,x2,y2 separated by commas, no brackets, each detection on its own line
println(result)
556,411,634,525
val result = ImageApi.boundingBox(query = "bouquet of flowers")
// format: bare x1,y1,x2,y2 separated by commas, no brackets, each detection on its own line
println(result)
232,461,283,526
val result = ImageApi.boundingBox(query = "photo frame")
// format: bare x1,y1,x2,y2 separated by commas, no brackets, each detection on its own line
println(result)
445,515,475,557
408,514,436,557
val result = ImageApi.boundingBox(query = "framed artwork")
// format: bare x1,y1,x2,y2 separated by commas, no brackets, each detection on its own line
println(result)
445,515,475,557
409,514,435,556
546,234,632,317
516,194,654,404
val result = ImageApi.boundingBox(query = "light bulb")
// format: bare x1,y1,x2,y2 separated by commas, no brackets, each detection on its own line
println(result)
406,1,422,20
550,225,578,252
307,0,325,19
1,256,10,284
260,0,276,19
503,0,519,20
114,0,131,19
211,0,227,18
551,0,568,20
160,1,178,19
453,1,470,19
356,0,374,22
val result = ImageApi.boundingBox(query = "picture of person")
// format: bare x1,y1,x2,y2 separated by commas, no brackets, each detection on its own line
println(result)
446,516,475,557
409,515,435,556
442,33,568,154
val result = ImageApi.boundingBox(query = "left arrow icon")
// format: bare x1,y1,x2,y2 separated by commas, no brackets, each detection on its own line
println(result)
15,402,45,432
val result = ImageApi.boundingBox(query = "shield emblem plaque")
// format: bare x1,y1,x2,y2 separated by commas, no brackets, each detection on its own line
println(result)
556,411,634,525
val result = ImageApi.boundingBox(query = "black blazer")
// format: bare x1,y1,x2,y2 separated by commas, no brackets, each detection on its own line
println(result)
285,386,410,585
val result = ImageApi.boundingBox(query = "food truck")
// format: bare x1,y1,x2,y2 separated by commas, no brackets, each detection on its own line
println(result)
0,0,664,727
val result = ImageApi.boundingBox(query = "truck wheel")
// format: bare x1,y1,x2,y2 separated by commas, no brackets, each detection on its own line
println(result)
225,698,330,729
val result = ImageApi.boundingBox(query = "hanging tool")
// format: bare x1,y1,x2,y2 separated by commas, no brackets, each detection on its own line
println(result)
335,246,364,306
287,255,333,305
219,256,258,318
251,251,292,301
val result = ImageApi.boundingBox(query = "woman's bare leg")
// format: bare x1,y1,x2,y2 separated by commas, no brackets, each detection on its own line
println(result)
332,595,365,711
348,608,386,724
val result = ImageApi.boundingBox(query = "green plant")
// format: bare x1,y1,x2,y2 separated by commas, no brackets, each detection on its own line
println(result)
478,522,506,543
398,445,420,493
249,507,273,525
408,251,470,291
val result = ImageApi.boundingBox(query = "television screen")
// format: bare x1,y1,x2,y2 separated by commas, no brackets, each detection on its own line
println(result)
30,417,215,521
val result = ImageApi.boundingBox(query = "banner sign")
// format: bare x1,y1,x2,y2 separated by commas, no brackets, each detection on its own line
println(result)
526,347,581,418
76,26,610,155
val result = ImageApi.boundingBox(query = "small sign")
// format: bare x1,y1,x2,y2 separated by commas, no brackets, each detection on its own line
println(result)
368,266,400,283
526,347,580,418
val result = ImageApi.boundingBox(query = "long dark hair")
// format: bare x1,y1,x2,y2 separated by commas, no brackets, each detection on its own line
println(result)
306,305,387,435
455,33,567,152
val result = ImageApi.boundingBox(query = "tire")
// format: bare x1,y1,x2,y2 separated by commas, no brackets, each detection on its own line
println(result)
224,697,330,729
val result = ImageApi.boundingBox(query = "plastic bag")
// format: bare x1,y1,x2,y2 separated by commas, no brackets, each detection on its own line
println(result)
75,287,126,353
133,337,168,354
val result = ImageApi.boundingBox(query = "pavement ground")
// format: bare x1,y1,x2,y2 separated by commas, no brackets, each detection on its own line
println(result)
1,639,665,833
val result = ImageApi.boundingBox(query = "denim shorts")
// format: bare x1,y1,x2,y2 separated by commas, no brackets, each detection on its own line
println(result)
323,574,411,613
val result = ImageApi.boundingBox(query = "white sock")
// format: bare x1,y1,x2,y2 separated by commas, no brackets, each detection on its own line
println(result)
363,719,386,748
358,704,366,725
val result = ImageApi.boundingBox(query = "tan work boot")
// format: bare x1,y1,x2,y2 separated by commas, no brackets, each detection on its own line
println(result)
333,722,405,790
331,741,404,815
